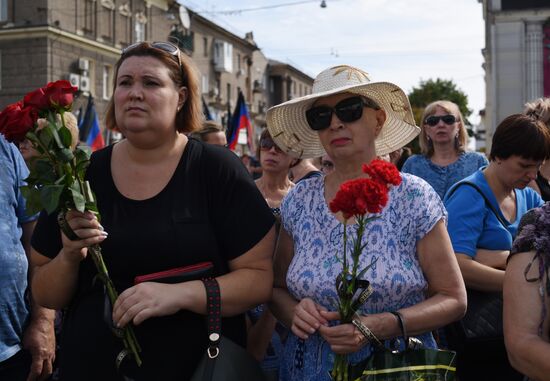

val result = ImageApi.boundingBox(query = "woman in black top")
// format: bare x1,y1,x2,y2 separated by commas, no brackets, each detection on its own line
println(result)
29,42,275,380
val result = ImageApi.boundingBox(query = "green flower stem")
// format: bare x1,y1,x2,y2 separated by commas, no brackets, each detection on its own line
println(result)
88,245,143,366
332,215,368,381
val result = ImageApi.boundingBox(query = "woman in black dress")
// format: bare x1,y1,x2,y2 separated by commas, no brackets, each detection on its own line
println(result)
30,42,275,380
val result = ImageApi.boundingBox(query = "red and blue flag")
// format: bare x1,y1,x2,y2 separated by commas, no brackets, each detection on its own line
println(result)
226,91,253,151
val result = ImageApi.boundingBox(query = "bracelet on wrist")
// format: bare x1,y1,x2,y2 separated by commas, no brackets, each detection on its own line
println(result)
351,317,383,349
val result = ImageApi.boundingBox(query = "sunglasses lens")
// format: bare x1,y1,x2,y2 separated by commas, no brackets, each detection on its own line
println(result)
260,138,274,150
425,116,439,126
306,107,333,131
334,97,364,123
441,115,456,124
425,115,457,126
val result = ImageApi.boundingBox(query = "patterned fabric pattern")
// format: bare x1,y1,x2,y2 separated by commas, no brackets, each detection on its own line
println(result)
279,174,446,381
401,151,488,199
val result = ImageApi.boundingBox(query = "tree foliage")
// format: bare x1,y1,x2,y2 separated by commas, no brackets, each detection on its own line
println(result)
408,78,472,126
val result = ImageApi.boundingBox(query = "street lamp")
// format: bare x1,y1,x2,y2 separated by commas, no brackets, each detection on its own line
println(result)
320,0,327,8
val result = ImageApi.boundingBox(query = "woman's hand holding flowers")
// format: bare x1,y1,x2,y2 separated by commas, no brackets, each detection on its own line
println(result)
318,311,367,354
60,210,107,264
291,297,329,339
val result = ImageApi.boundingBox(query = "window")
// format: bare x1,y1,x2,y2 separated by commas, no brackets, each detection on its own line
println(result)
135,20,145,42
203,37,208,57
0,0,7,22
102,65,113,100
237,53,241,71
226,83,231,104
213,40,233,73
84,0,96,33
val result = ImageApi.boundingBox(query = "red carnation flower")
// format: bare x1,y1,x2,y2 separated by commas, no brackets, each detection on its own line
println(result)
329,178,389,219
362,159,402,187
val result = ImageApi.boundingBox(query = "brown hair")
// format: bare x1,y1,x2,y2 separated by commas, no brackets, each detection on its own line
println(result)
489,114,550,162
105,42,203,134
418,100,468,157
190,120,225,141
524,98,550,126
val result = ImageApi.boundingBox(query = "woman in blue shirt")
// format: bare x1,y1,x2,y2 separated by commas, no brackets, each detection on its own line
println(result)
402,100,487,199
445,113,550,381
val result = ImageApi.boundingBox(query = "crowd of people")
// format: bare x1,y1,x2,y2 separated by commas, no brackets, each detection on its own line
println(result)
2,41,550,381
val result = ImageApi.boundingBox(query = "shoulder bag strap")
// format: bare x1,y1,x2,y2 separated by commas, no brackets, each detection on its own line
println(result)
200,277,222,381
447,181,509,227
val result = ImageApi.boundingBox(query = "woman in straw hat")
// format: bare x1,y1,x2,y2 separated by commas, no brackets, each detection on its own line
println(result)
268,65,466,380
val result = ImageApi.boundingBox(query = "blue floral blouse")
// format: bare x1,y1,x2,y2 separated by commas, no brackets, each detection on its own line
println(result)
401,151,488,199
279,174,446,381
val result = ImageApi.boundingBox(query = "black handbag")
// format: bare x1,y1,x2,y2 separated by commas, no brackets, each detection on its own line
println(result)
351,312,457,381
191,278,266,381
446,181,506,344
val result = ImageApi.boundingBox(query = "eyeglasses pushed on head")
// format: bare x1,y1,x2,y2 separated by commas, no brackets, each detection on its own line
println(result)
121,41,184,82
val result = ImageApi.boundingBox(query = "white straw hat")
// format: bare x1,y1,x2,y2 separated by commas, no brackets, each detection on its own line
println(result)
266,65,420,158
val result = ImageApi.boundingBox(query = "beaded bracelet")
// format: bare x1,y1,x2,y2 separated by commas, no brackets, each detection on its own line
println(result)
351,317,383,349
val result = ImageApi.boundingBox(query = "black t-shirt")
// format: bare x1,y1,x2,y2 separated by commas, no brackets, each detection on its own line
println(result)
31,139,274,381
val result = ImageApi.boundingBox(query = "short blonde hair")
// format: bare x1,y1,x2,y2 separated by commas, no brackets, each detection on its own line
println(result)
419,100,468,157
524,98,550,126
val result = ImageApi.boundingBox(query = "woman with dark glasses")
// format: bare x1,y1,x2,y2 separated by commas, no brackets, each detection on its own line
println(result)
247,129,293,380
267,65,466,381
401,100,488,199
30,42,275,380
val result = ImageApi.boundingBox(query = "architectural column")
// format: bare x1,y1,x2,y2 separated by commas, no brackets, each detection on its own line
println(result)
525,20,544,101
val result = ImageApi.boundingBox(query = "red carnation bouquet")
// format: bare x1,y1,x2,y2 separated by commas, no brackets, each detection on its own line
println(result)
0,80,142,367
329,159,401,381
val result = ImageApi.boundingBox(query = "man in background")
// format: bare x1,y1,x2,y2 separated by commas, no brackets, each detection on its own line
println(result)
190,120,228,147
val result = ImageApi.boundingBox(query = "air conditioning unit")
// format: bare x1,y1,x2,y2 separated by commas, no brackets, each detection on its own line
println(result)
68,73,80,89
78,58,90,72
236,68,245,77
80,76,91,92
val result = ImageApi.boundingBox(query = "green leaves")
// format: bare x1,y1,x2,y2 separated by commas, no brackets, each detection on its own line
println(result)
58,126,73,148
40,185,64,214
69,180,86,212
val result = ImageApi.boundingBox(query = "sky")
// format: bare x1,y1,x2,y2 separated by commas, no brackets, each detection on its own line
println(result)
179,0,486,124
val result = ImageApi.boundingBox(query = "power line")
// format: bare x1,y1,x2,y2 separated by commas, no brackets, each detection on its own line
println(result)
196,0,326,15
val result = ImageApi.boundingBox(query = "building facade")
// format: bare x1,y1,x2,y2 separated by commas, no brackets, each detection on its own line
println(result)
0,0,181,131
480,0,550,149
0,1,313,149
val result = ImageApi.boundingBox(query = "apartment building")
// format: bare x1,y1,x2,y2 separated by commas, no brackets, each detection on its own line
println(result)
479,0,550,149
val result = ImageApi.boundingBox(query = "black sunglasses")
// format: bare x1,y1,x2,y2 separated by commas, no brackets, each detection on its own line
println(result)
306,96,380,131
424,114,457,127
122,41,183,81
260,137,284,153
